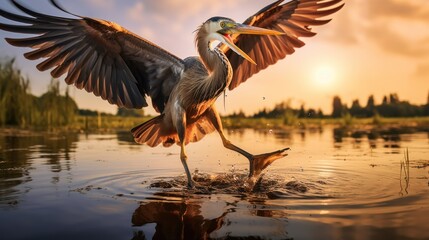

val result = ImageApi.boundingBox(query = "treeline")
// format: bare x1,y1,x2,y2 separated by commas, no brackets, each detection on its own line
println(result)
79,106,144,117
230,93,429,120
2,57,429,130
227,101,322,126
0,59,78,128
332,94,429,118
0,59,147,129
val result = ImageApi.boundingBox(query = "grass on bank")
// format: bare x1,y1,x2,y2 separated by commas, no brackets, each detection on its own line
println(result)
222,115,429,130
1,114,429,133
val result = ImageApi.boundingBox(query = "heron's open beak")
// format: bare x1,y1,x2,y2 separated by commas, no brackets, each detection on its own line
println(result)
219,24,284,65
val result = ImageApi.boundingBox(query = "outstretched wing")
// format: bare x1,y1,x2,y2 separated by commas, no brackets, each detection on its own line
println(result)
0,0,184,112
223,0,344,90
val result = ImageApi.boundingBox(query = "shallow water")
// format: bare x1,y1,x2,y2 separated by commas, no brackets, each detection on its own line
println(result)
0,127,428,240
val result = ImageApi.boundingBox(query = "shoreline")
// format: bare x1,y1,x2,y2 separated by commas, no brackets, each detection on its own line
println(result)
1,116,429,137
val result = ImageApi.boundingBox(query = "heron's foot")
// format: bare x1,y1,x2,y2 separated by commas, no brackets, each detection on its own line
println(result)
186,179,196,189
249,147,290,178
185,179,213,194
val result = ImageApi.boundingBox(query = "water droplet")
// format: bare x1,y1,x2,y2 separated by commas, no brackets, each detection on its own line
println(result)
230,164,235,173
262,97,266,100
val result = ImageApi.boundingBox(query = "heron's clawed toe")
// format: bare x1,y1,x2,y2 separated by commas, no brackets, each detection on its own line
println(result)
249,147,290,178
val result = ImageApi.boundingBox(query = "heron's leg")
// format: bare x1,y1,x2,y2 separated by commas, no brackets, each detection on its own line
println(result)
176,111,194,189
206,107,289,178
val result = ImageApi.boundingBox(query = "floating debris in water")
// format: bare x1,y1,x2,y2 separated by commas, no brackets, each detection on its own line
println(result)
71,185,103,194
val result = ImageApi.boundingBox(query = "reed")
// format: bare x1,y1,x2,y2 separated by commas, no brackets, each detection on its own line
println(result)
399,148,410,195
0,59,33,127
0,59,78,129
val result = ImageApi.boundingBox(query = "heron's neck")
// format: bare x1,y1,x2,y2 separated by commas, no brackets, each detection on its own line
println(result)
195,27,232,78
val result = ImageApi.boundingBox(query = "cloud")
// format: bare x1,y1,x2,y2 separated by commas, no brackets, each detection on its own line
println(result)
414,63,429,78
87,0,115,10
366,0,429,21
321,2,359,45
127,0,248,25
365,23,429,58
143,0,222,19
127,2,145,22
328,0,429,59
121,0,254,48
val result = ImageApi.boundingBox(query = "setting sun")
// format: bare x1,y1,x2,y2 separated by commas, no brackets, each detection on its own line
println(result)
313,65,336,87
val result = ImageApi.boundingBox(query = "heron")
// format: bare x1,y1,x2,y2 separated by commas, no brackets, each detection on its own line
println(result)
0,0,344,188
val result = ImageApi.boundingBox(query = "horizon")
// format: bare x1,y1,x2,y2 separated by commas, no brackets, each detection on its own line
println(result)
2,70,425,116
1,0,428,115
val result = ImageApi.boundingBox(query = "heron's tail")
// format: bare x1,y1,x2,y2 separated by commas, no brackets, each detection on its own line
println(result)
131,115,175,147
131,114,216,147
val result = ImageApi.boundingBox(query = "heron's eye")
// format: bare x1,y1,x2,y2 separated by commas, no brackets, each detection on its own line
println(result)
220,21,226,28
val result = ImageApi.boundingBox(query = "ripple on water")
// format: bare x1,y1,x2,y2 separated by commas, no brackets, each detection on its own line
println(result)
72,169,339,202
71,158,428,224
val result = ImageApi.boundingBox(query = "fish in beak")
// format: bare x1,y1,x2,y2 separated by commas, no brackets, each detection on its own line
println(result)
218,23,284,65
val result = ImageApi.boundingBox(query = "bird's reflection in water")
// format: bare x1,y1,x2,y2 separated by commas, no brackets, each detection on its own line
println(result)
131,193,290,240
132,201,226,240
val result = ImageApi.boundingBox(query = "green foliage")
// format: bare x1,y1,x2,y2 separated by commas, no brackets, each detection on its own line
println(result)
116,107,145,117
283,110,298,126
74,115,150,131
372,112,383,125
0,59,78,129
0,59,33,127
228,110,246,118
37,80,78,128
341,112,354,127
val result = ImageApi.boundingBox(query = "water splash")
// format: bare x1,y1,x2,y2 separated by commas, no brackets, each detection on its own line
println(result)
147,171,334,200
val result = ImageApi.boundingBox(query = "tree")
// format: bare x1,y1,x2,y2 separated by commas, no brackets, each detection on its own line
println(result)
350,99,365,118
332,96,344,118
382,95,389,105
298,105,306,118
228,110,246,118
389,93,400,104
0,59,34,127
366,95,375,108
306,108,317,118
365,95,376,117
317,109,324,118
39,78,78,127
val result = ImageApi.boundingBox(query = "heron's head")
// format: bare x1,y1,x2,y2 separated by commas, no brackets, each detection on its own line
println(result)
202,17,284,64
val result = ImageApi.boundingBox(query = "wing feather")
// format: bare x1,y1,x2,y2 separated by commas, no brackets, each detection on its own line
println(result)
0,0,184,111
225,0,344,90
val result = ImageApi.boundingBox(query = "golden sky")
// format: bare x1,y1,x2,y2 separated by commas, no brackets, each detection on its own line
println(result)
0,0,428,115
